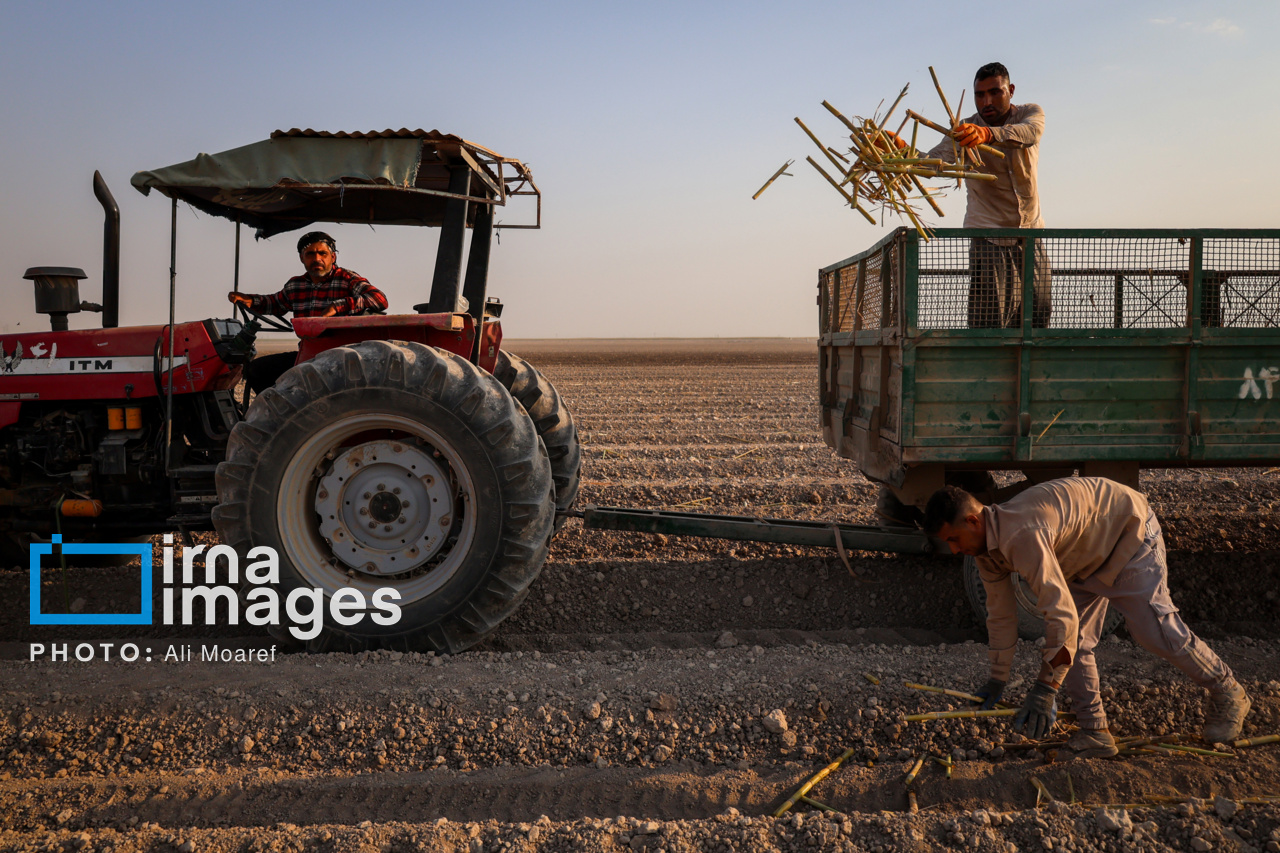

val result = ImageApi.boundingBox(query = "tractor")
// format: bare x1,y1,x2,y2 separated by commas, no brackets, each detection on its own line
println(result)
5,129,580,653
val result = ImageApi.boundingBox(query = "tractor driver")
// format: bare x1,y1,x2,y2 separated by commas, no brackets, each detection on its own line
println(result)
227,231,388,394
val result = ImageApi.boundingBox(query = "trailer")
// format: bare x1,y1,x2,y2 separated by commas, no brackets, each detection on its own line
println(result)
817,226,1280,633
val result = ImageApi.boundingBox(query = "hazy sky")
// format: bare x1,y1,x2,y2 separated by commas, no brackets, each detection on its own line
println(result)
1,1,1275,339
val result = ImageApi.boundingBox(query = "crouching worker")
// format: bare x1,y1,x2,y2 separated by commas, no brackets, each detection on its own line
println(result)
923,477,1250,758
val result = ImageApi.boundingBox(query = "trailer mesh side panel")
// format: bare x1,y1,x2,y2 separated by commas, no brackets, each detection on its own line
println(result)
821,240,902,333
834,264,856,332
1203,239,1280,328
915,237,970,329
917,237,1197,329
1039,238,1189,330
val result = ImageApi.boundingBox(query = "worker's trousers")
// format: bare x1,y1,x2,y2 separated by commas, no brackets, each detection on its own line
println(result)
1062,509,1235,730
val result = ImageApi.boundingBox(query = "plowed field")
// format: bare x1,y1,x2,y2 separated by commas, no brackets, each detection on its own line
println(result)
2,338,1279,853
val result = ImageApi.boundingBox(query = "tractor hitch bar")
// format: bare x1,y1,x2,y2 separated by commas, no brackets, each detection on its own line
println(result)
571,505,943,556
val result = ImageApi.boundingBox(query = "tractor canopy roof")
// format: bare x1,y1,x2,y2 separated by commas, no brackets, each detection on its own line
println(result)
130,129,539,239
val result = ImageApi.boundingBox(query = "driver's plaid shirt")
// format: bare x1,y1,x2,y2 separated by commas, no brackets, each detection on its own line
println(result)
249,267,388,317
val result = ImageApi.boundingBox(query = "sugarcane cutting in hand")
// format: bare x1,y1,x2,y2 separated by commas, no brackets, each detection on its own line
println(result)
761,61,1045,284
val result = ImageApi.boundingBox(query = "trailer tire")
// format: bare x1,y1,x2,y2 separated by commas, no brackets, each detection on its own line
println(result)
963,556,1123,641
493,351,580,532
213,341,555,654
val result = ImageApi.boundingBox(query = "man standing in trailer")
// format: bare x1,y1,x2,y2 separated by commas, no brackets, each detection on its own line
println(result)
886,62,1050,328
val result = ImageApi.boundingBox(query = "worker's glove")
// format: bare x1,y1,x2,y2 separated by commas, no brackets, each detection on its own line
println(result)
954,123,993,148
871,130,908,152
973,678,1007,711
1014,682,1059,740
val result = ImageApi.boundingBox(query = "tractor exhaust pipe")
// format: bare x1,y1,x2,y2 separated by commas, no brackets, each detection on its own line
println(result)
92,171,120,329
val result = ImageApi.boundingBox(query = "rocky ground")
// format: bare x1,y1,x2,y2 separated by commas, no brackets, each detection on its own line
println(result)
2,338,1279,852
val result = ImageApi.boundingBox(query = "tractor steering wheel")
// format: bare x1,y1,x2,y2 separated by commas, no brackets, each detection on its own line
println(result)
234,301,294,333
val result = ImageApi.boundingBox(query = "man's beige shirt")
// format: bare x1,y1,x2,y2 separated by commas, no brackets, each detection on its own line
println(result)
975,478,1149,683
924,103,1045,228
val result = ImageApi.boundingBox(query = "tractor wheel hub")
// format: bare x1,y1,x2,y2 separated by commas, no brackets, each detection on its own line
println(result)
315,440,455,575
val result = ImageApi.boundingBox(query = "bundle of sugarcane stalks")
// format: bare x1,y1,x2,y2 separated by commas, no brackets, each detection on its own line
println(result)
756,67,1003,241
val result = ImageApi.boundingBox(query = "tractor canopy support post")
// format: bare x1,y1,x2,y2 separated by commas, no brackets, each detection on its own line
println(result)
462,198,494,363
92,171,120,329
421,166,472,313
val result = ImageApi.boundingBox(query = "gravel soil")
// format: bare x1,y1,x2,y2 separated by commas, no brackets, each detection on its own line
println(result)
2,337,1279,853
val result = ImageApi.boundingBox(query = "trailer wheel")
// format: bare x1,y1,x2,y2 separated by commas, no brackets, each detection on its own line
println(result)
213,341,555,654
493,351,580,531
963,556,1123,641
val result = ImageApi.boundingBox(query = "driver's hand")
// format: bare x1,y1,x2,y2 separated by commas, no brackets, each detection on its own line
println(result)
320,304,340,318
227,292,252,308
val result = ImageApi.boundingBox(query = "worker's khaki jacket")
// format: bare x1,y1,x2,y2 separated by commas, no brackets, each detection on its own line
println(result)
924,103,1044,228
975,478,1149,684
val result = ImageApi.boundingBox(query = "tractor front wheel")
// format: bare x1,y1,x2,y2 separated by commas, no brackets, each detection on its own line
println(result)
213,341,555,654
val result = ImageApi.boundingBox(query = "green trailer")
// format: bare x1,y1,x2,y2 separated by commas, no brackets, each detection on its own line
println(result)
818,227,1280,635
578,228,1278,638
819,227,1280,502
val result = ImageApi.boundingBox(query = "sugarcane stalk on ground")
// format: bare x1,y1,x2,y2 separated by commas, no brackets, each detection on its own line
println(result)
1155,742,1235,758
1000,740,1068,751
799,795,837,813
773,747,856,817
906,682,987,703
1030,777,1056,804
902,755,925,786
904,681,1011,708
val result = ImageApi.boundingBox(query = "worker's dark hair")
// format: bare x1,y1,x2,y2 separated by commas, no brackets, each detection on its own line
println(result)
923,486,982,535
975,62,1010,83
296,231,337,254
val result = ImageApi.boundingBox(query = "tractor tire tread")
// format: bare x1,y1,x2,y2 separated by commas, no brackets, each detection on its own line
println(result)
214,341,554,655
493,351,581,531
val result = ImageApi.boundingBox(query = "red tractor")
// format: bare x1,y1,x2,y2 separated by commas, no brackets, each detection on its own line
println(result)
6,129,580,652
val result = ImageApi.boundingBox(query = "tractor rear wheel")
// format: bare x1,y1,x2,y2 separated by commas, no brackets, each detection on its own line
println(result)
493,351,580,531
213,341,555,654
963,556,1123,641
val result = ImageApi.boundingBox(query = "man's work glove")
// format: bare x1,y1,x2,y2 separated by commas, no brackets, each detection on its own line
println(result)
953,123,993,148
973,678,1007,711
1014,682,1059,740
871,129,908,152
